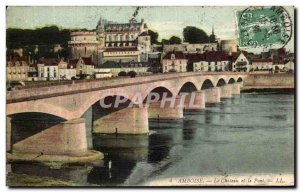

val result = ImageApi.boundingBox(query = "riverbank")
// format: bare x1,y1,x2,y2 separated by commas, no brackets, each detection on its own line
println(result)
7,173,81,187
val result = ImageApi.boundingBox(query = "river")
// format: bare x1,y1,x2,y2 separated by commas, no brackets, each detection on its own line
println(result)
8,92,294,186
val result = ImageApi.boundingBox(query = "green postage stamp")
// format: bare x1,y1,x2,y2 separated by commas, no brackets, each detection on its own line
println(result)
236,6,293,49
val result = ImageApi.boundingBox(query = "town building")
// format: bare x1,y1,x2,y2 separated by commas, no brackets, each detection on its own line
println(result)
251,59,273,72
93,68,113,79
163,43,218,54
37,58,61,81
193,51,230,72
68,57,95,76
6,56,30,81
162,51,188,73
58,60,77,80
68,18,151,65
284,60,294,72
28,64,38,81
220,39,238,53
99,61,157,76
231,52,251,72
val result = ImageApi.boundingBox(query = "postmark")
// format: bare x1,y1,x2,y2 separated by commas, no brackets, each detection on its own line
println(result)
236,6,292,49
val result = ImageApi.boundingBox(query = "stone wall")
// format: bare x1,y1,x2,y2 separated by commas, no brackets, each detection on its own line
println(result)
243,73,294,88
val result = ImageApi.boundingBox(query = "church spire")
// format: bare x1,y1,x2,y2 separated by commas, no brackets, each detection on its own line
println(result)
212,25,214,35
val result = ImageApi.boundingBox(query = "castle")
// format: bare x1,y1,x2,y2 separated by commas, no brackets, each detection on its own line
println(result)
68,18,151,66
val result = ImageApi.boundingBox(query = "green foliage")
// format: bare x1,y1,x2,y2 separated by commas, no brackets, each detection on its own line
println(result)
169,36,182,44
6,25,71,48
7,25,71,60
161,39,170,45
148,29,159,44
183,26,209,43
209,34,216,43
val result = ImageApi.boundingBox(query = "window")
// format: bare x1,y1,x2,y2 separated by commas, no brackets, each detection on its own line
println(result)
171,54,175,59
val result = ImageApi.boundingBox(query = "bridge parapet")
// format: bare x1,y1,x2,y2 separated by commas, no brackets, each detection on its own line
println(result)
7,72,246,104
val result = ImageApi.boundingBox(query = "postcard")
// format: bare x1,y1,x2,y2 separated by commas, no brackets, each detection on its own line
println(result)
6,6,295,187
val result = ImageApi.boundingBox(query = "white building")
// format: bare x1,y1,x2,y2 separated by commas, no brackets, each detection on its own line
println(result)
163,43,218,54
193,51,230,72
37,58,60,81
6,56,30,81
68,57,95,76
162,51,188,73
58,60,77,80
99,61,155,76
231,52,251,72
251,59,273,71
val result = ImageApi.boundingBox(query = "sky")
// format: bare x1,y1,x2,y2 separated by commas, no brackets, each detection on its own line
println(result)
6,6,294,52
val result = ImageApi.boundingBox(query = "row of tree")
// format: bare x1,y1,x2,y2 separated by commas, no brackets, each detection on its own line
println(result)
149,26,216,45
7,25,71,48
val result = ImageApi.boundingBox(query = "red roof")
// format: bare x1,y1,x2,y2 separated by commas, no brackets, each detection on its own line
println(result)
7,56,29,66
204,51,229,62
81,57,94,66
185,51,230,62
163,51,186,60
185,53,205,64
69,59,79,65
38,58,60,66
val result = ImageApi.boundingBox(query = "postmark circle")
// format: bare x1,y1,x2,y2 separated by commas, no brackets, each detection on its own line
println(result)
237,6,292,49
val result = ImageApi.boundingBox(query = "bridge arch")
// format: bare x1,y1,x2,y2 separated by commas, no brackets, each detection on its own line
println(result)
8,112,67,145
237,77,243,82
143,86,174,103
228,78,236,84
76,88,139,119
216,78,227,87
201,79,215,90
6,101,72,120
177,82,198,95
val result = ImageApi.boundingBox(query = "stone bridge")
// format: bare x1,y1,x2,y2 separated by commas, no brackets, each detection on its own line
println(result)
6,72,248,162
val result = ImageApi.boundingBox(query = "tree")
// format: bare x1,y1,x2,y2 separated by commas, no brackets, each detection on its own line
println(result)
118,71,127,76
169,36,182,44
148,29,159,44
209,33,216,43
183,26,209,44
128,71,137,78
161,39,170,45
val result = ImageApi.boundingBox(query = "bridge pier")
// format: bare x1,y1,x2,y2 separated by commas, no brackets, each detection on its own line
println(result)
231,83,241,95
220,85,232,98
204,87,221,103
12,118,87,155
8,118,102,163
184,91,205,111
93,105,149,134
148,96,184,120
